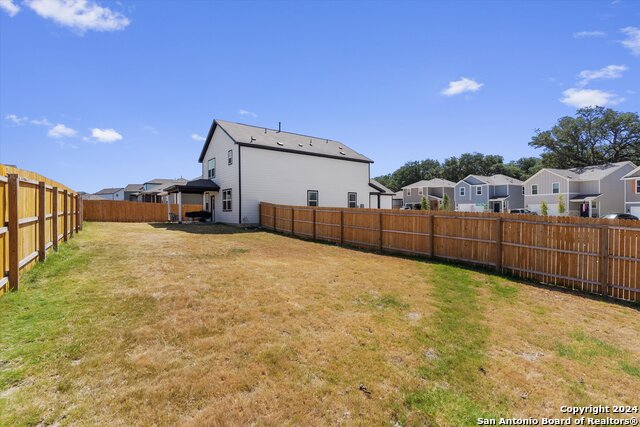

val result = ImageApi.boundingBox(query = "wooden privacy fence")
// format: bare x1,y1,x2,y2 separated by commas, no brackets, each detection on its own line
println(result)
83,200,202,222
260,202,640,303
0,165,81,294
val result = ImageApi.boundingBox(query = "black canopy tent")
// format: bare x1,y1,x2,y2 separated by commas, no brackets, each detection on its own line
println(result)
164,179,220,222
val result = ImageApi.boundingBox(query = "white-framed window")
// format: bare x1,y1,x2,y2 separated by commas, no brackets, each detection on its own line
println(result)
459,187,465,197
531,184,538,195
208,158,216,179
522,187,525,195
552,182,560,194
348,192,357,208
591,200,597,209
228,150,233,165
307,190,318,207
407,188,412,196
636,179,640,194
476,186,482,196
222,189,232,211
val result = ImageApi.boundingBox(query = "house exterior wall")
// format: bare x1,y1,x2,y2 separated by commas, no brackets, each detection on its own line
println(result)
403,187,424,204
240,146,372,224
598,163,635,215
524,170,570,214
200,127,239,224
625,178,640,203
369,194,393,209
455,181,489,211
95,189,124,201
507,184,524,210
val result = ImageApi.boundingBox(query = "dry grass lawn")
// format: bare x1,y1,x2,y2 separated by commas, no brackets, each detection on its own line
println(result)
1,222,639,426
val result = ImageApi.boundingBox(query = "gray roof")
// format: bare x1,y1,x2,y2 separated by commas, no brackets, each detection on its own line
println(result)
402,178,456,189
82,194,105,200
369,179,395,195
124,183,143,192
464,174,523,186
94,187,123,195
142,179,187,194
198,120,373,163
544,161,634,182
622,165,640,180
144,178,183,185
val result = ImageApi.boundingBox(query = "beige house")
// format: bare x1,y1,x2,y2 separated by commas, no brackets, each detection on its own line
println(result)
402,178,456,209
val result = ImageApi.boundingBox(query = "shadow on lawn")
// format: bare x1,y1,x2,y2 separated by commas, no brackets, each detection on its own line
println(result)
150,222,257,235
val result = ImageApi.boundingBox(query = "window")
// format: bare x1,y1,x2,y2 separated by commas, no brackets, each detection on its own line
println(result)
476,186,483,196
531,184,538,195
407,188,412,196
348,192,357,208
222,189,232,211
522,187,525,195
208,158,216,179
228,150,233,165
636,179,640,194
552,182,560,194
459,187,466,197
307,190,318,207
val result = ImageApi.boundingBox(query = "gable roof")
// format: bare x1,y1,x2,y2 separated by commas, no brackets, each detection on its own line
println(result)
95,187,123,195
141,179,188,194
124,183,143,192
526,161,635,183
369,179,395,195
622,165,640,180
402,178,456,189
198,120,373,164
460,174,523,186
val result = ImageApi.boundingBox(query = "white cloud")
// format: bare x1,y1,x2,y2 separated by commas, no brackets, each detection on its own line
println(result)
578,64,627,85
31,117,52,126
621,27,640,55
191,133,206,141
90,128,122,143
238,109,258,117
560,88,624,108
441,77,483,96
573,31,606,38
48,123,78,138
5,114,29,125
0,0,20,16
24,0,130,33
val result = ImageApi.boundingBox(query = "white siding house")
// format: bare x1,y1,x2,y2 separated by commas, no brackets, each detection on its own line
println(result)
94,187,124,200
621,165,640,217
191,120,383,225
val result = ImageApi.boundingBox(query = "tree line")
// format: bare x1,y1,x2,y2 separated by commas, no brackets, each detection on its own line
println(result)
375,107,640,192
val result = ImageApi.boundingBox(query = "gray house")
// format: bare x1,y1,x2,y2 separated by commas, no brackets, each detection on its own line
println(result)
94,187,124,201
124,183,143,201
621,165,640,217
523,161,635,217
402,178,456,210
454,174,524,213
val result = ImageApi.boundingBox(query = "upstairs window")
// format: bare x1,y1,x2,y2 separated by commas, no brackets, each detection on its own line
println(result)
476,186,483,196
307,190,318,207
228,150,233,165
222,189,232,211
552,182,560,194
407,188,412,196
531,184,538,195
636,179,640,194
522,187,525,195
459,187,465,197
208,158,216,179
348,192,357,208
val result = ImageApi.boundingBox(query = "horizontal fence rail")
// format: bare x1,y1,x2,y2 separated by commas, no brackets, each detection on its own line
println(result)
260,202,640,303
83,200,202,222
0,165,81,294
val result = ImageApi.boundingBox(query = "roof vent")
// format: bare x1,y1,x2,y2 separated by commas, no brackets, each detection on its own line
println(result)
298,143,303,147
250,136,256,143
339,146,343,149
340,151,346,155
264,128,267,134
277,141,283,146
309,139,313,146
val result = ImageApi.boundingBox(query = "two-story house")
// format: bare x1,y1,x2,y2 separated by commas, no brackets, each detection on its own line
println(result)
523,161,636,217
167,119,384,225
94,187,124,201
621,165,640,217
454,174,524,213
401,178,456,209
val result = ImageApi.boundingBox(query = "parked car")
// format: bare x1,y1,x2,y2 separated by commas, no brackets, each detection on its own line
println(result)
510,209,537,215
601,213,639,221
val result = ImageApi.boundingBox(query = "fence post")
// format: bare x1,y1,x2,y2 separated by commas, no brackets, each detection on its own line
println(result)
312,208,316,240
70,194,75,238
8,174,19,291
340,209,344,245
78,196,83,230
599,225,610,297
63,190,68,242
495,217,503,273
291,207,295,236
378,211,383,252
52,187,59,251
38,181,46,261
75,194,80,233
428,214,435,259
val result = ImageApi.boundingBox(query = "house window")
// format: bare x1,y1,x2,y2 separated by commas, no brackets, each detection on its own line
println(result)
636,179,640,194
522,187,525,195
459,187,465,197
348,192,357,208
531,184,538,195
307,190,318,207
208,158,216,179
222,189,232,211
552,182,560,194
407,189,412,196
476,186,482,196
228,150,233,165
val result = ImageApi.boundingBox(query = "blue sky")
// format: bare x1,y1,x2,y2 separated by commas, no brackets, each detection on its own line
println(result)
1,0,639,192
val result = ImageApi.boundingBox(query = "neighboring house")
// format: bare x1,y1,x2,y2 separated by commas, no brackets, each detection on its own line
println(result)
124,184,143,201
182,119,382,225
524,161,636,217
620,164,640,217
454,175,524,213
368,179,395,209
133,179,190,203
94,187,124,201
392,191,404,209
81,193,105,201
402,178,455,210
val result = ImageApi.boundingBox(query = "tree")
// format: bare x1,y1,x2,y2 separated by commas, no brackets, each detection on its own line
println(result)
557,194,566,215
441,194,450,211
421,196,429,210
442,153,506,182
541,200,548,216
529,107,640,168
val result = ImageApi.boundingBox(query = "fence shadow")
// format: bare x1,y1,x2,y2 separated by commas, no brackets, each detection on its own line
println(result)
149,222,256,235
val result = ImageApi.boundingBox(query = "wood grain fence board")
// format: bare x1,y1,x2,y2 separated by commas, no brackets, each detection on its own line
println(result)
82,200,202,222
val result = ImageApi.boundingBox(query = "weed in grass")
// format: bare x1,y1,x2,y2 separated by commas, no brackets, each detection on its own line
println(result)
620,361,640,378
555,331,621,362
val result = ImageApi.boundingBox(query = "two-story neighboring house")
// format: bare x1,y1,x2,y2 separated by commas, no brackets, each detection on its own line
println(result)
454,174,524,213
621,165,640,217
524,161,636,217
94,187,124,201
401,178,456,209
170,119,383,225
